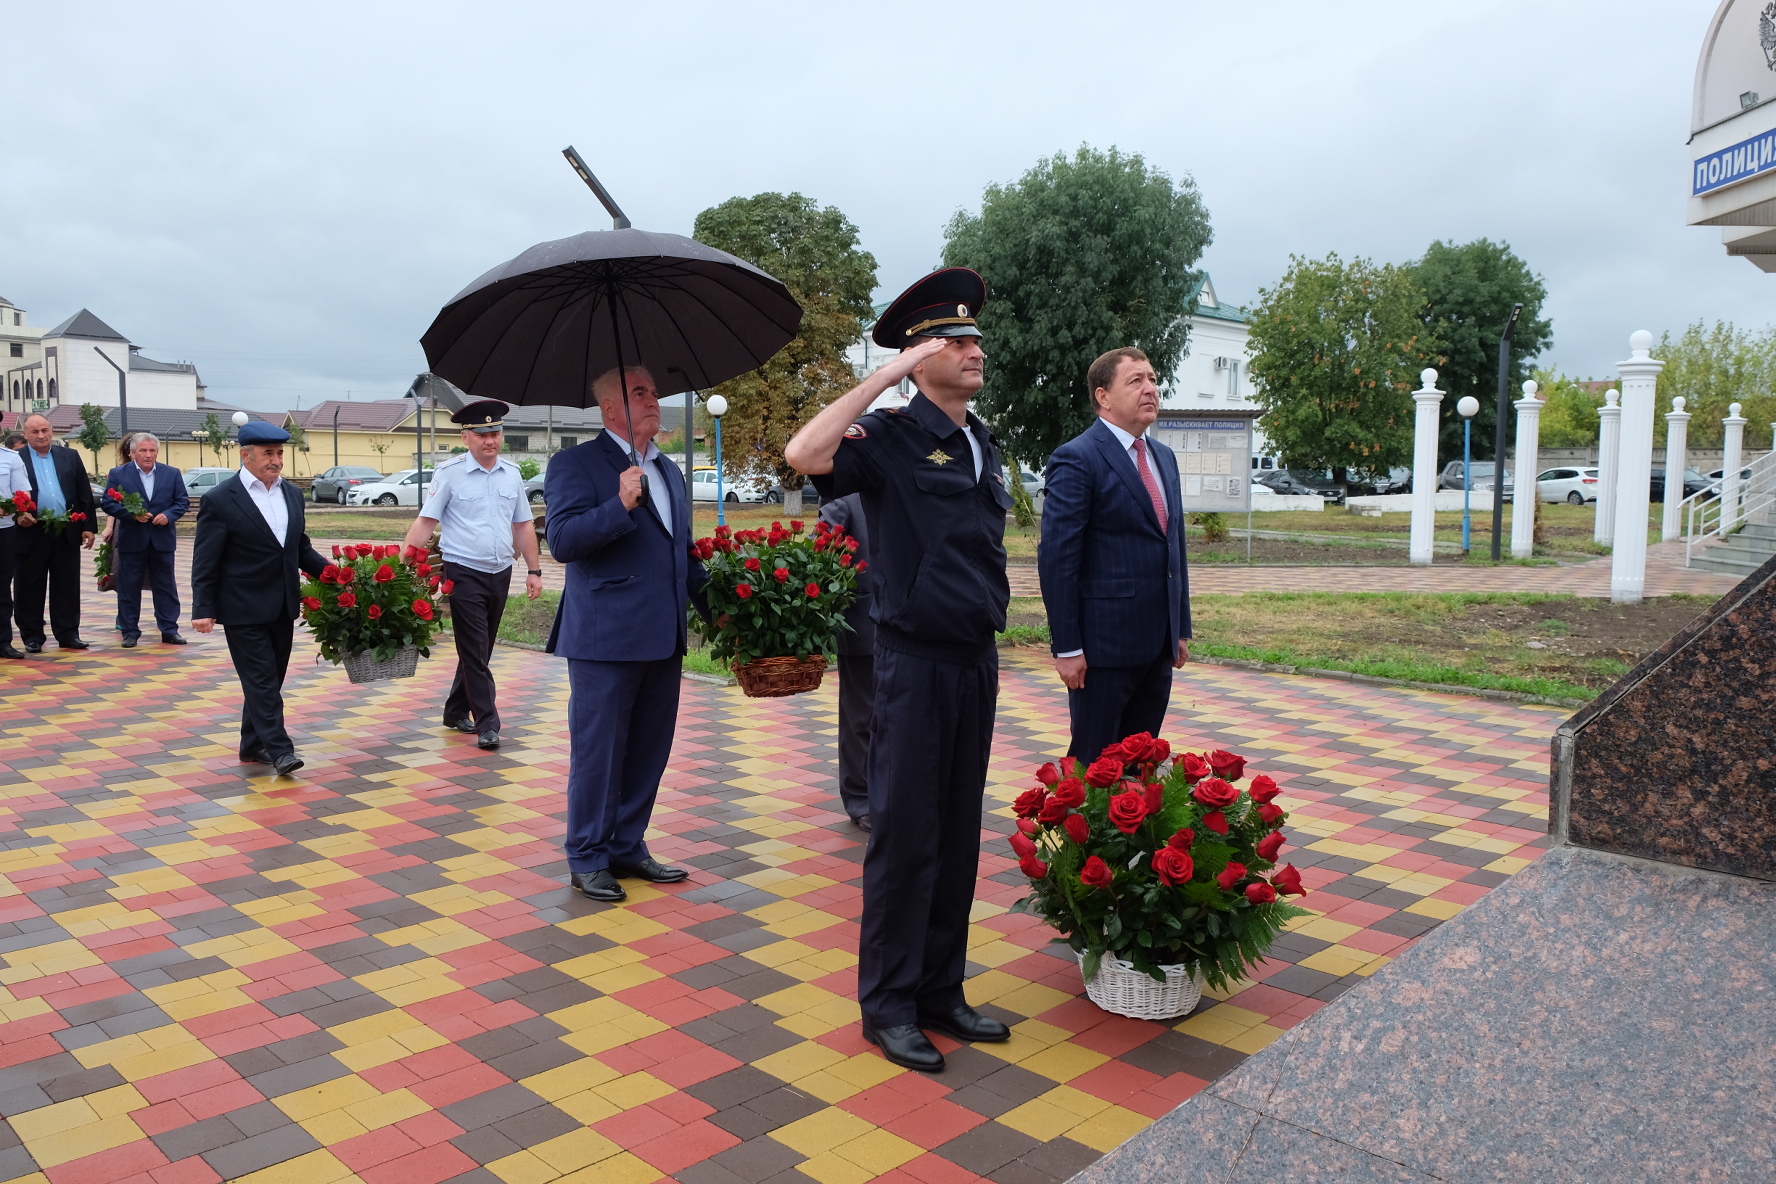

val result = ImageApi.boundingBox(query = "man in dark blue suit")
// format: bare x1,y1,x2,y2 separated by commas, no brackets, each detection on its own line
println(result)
1038,348,1191,763
546,366,708,903
102,432,190,647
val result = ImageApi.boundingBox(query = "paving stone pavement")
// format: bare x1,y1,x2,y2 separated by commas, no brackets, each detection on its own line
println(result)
0,566,1561,1184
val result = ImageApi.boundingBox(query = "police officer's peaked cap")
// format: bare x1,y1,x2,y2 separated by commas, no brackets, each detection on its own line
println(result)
237,421,289,445
871,268,986,349
452,399,510,434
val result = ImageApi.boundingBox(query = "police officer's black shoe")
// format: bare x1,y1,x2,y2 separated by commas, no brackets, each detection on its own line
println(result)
477,731,501,750
611,858,689,883
442,715,477,733
271,753,305,777
24,642,42,654
864,1024,944,1072
161,634,188,645
121,636,138,648
853,815,872,832
917,1005,1011,1043
60,638,90,650
571,870,626,902
240,747,270,763
0,644,23,660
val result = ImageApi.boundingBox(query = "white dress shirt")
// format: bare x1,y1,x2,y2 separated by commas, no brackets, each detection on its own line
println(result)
603,430,674,535
1056,418,1155,660
136,462,157,501
0,448,26,532
240,468,289,545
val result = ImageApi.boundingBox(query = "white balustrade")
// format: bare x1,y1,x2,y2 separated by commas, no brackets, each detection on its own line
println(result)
1511,380,1542,559
1611,332,1663,604
1661,397,1690,541
1595,388,1621,545
1410,369,1444,566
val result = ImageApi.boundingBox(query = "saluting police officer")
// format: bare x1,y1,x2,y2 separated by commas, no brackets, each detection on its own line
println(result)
786,268,1013,1073
402,400,544,750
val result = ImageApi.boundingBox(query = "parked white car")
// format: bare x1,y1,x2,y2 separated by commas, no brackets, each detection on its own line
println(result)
182,468,237,497
690,466,772,503
347,469,434,507
1535,466,1599,505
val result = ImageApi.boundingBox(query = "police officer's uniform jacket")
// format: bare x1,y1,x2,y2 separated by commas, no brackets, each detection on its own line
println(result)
420,452,530,573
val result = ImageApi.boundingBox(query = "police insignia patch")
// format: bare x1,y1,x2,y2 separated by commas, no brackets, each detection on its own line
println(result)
844,423,868,439
927,450,953,465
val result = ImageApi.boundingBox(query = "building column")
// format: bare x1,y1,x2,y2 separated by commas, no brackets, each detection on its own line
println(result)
1661,397,1690,541
1510,381,1542,559
1595,388,1622,546
1720,403,1748,532
1611,332,1664,604
1410,369,1444,566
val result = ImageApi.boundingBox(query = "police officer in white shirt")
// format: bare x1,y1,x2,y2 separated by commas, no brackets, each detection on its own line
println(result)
0,442,30,659
402,399,543,750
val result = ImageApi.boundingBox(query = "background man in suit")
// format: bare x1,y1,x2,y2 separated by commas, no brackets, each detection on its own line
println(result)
102,432,190,647
1038,347,1191,764
817,493,875,831
14,413,96,652
0,439,29,659
190,421,327,777
546,366,707,903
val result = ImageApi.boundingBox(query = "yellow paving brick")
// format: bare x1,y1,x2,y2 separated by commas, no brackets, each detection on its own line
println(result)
794,1069,868,1105
1066,1103,1161,1152
754,981,843,1018
274,1073,381,1122
552,1087,623,1125
772,1106,876,1158
831,1127,924,1174
797,1151,877,1184
1405,896,1467,920
1225,1022,1287,1055
825,1051,905,1091
16,1113,144,1168
553,1150,665,1184
1018,1040,1111,1083
521,1059,622,1102
342,1086,431,1130
593,1071,675,1110
1291,916,1364,944
1298,945,1380,977
753,1039,848,1085
530,1127,623,1173
998,1093,1090,1140
232,1148,357,1184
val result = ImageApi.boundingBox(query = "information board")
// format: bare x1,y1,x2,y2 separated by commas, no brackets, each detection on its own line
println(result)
1152,416,1258,512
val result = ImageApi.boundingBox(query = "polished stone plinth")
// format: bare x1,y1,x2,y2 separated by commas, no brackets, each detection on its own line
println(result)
1071,846,1776,1183
1550,551,1776,878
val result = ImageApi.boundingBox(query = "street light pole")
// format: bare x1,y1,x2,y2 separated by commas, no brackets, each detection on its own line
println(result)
1490,303,1523,561
93,346,128,435
707,395,730,528
333,405,340,469
1457,395,1480,553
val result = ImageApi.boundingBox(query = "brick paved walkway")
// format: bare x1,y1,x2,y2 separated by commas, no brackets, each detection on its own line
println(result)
0,576,1559,1184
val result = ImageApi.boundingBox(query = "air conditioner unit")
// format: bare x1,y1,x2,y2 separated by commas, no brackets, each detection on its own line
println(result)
1213,356,1232,370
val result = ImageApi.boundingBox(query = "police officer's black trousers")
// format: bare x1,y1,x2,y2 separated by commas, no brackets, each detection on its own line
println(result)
443,562,510,732
224,617,297,760
857,645,998,1029
835,652,874,823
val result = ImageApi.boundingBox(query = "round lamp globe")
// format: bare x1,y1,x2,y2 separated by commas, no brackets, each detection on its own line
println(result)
231,411,250,427
1457,396,1480,419
706,395,729,418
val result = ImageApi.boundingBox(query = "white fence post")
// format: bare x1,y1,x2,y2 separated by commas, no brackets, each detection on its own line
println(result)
1611,332,1663,604
1510,380,1542,558
1721,402,1747,532
1595,388,1621,545
1661,397,1690,541
1410,369,1444,566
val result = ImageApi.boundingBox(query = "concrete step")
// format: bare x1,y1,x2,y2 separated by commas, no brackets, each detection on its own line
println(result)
1693,543,1776,574
1739,522,1776,542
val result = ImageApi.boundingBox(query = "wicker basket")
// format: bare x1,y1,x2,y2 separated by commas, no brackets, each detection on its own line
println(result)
340,645,421,685
733,654,828,698
1078,951,1204,1021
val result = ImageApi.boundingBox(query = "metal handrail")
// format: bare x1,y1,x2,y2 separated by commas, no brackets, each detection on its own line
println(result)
1682,448,1776,566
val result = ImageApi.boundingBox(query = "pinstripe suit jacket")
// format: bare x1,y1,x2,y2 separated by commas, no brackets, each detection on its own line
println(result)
1037,418,1190,666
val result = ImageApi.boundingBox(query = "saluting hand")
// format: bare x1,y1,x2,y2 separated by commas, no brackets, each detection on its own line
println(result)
618,466,646,510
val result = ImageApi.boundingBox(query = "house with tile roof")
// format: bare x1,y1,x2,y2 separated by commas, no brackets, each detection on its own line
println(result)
0,299,205,419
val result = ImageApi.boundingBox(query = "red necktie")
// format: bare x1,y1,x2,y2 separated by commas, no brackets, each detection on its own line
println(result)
1133,438,1169,533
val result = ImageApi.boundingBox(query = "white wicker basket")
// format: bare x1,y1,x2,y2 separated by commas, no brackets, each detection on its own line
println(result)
1078,951,1204,1021
340,645,420,685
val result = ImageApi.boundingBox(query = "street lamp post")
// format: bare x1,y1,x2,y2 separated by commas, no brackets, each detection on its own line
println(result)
192,429,208,467
93,346,129,435
707,395,729,528
1458,395,1480,553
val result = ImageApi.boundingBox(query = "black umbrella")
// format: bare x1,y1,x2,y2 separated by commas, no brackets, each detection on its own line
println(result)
420,228,803,487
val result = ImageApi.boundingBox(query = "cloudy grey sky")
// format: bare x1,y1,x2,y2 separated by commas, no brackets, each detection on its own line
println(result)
3,0,1763,412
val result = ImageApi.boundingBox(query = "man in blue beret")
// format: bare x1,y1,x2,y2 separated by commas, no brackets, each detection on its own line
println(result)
190,420,328,776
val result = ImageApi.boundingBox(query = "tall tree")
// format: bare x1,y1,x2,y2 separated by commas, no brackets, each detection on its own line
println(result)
1409,239,1552,462
1245,254,1437,485
940,145,1212,465
693,192,878,515
1531,368,1605,449
1653,320,1776,450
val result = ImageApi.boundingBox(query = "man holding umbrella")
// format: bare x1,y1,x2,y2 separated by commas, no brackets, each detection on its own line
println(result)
787,268,1014,1072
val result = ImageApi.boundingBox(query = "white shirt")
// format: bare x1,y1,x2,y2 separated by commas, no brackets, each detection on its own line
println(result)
1056,418,1155,660
240,468,289,545
0,448,25,531
419,454,529,574
603,430,673,535
136,462,157,501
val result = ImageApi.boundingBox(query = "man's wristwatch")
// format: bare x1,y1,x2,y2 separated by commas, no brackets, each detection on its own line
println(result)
527,569,542,577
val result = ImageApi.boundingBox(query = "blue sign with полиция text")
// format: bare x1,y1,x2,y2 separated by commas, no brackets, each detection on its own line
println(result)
1694,129,1776,195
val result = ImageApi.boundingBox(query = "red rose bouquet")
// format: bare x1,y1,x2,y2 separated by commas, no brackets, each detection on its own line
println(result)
299,542,444,665
106,485,149,521
1,490,35,521
1010,732,1309,988
689,519,860,695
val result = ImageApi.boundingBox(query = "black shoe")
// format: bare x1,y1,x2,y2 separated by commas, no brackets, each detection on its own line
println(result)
161,634,188,645
442,716,477,733
121,637,138,648
59,638,90,650
570,870,627,902
0,645,22,660
24,642,43,654
610,857,689,883
853,815,872,832
240,748,270,764
917,1005,1011,1043
271,753,305,776
477,730,501,750
863,1024,945,1072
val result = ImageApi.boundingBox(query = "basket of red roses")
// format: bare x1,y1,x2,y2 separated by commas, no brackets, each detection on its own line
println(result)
299,543,448,684
1009,733,1310,1020
689,519,861,698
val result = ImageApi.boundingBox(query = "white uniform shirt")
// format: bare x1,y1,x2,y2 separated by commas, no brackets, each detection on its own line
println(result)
419,454,530,574
0,448,26,532
240,469,289,546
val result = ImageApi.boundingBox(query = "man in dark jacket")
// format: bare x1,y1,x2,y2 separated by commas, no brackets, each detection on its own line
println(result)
14,413,97,652
102,432,190,646
1038,348,1191,763
817,493,875,831
189,422,327,776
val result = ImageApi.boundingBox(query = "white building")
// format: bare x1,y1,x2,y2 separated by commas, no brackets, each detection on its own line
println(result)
0,300,203,418
1687,0,1776,267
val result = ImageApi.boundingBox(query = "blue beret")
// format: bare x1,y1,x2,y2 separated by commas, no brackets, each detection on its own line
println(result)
237,421,290,445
